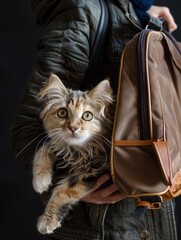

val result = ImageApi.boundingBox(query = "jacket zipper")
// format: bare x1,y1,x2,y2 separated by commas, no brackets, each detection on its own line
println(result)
125,12,142,31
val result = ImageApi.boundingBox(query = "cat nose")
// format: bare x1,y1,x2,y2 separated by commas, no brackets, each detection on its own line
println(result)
68,126,78,133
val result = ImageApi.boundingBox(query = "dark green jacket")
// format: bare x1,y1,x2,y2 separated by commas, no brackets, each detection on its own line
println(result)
10,0,177,239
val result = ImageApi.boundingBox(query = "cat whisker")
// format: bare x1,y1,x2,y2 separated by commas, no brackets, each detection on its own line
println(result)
94,133,111,146
35,134,51,152
15,132,47,158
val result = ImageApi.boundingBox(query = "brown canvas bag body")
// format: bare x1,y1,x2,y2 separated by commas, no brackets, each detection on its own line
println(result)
111,29,181,209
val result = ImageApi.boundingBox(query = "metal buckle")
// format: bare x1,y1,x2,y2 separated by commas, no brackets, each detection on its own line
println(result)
150,202,162,209
137,195,163,209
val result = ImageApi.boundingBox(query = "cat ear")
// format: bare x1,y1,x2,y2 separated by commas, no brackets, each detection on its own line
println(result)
38,74,68,101
88,79,113,104
87,79,113,117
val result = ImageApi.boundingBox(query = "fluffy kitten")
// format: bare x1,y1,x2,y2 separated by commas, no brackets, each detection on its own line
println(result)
32,74,113,234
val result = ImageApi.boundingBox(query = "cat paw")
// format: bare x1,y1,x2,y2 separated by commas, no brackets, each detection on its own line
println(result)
33,172,52,194
37,214,61,234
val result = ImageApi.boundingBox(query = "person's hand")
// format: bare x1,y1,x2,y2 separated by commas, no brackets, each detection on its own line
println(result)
147,6,177,32
81,174,126,204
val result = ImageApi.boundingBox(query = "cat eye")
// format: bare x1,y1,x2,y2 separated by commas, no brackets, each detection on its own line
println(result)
82,111,93,121
57,108,68,118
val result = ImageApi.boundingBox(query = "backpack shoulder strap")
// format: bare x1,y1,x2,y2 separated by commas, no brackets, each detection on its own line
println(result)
80,0,109,90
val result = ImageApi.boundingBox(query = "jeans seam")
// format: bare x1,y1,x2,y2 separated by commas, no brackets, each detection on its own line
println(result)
166,200,177,240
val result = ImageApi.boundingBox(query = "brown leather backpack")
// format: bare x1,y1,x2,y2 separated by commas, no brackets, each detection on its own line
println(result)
111,27,181,209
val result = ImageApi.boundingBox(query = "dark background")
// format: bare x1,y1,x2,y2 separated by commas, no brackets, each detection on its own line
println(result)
1,0,181,240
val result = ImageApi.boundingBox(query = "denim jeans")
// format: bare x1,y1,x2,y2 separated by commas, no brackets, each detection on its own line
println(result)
50,198,177,240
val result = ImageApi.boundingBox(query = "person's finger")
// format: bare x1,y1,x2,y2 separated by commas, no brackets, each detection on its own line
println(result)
82,188,126,204
81,183,115,203
147,6,177,32
95,184,119,199
90,174,111,191
81,174,112,203
81,182,126,204
158,7,177,32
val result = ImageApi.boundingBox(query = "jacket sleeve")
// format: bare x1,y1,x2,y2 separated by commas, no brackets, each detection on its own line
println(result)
10,0,101,171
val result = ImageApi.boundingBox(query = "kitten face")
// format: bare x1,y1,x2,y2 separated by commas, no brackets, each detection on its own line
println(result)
42,92,102,146
38,74,113,147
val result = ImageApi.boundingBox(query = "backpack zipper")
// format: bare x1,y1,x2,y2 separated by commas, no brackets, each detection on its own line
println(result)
137,29,151,140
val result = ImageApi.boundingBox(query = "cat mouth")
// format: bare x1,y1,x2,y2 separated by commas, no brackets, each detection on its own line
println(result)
65,131,90,145
66,135,85,146
69,133,80,138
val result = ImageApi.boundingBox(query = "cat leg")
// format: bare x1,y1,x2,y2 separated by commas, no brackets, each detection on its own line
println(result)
37,181,89,234
32,145,53,193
